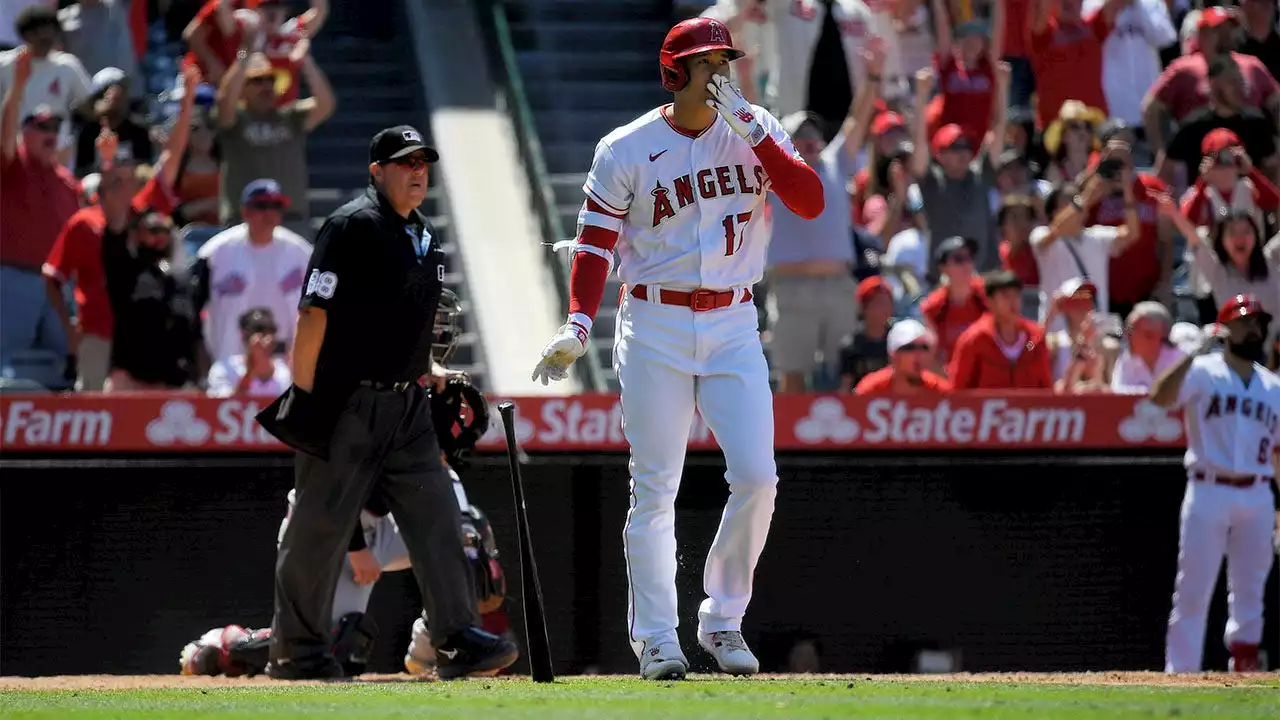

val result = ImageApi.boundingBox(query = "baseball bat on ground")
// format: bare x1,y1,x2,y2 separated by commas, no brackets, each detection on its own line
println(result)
498,402,555,683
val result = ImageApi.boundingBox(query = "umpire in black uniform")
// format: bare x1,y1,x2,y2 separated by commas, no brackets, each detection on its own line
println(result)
257,125,518,680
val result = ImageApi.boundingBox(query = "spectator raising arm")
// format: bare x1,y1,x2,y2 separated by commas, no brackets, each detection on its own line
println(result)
298,0,330,37
0,47,32,164
838,37,886,165
292,38,336,132
909,67,934,179
156,65,204,190
985,60,1011,159
217,34,258,131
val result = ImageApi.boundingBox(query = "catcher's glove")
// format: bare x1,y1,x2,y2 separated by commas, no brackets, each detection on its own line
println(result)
430,378,490,469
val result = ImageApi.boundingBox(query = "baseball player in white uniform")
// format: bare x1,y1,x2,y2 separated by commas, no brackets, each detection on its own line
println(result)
532,17,824,680
1150,294,1280,673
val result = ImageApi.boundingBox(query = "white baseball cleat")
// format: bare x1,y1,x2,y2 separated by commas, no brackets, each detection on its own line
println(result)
698,631,760,676
639,638,689,681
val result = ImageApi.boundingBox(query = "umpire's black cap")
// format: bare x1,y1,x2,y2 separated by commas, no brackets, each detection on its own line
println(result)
370,125,439,164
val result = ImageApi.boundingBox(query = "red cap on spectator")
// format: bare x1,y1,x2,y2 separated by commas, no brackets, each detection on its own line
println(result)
856,276,892,306
930,124,969,155
1200,128,1241,154
870,111,905,137
1198,6,1237,30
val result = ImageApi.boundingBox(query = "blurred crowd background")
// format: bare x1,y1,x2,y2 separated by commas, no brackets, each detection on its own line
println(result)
0,0,1276,401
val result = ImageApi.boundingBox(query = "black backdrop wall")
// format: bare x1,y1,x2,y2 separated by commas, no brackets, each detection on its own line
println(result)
1,451,1276,676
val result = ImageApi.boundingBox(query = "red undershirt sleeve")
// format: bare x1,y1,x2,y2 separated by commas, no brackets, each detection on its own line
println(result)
563,198,622,333
751,135,824,219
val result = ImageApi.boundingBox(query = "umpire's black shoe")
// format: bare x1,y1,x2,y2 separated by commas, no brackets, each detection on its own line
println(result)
434,627,520,680
265,654,347,681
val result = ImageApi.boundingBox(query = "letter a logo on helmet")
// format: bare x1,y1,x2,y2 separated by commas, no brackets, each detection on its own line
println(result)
659,18,745,92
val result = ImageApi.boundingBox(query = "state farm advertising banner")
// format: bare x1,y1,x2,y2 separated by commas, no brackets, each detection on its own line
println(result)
0,393,1184,454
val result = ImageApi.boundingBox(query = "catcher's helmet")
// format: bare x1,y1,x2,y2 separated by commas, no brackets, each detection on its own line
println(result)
659,17,744,92
1217,293,1273,326
434,288,463,364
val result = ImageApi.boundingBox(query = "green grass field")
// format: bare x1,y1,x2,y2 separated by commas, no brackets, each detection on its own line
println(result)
1,675,1278,719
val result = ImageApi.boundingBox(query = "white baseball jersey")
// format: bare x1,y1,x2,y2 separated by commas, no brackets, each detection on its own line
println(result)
1175,353,1280,477
581,104,798,291
0,48,92,152
763,0,871,117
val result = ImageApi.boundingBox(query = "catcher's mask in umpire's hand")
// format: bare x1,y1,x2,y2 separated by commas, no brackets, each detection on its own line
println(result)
434,287,463,364
430,378,490,469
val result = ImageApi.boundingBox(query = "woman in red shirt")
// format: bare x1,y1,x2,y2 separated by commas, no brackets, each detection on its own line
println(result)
924,0,999,150
854,319,953,396
920,236,988,364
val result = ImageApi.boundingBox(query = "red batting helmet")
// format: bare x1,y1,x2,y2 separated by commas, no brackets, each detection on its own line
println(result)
659,18,744,92
1217,294,1273,326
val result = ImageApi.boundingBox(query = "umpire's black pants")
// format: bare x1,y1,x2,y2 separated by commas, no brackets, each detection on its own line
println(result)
270,384,479,661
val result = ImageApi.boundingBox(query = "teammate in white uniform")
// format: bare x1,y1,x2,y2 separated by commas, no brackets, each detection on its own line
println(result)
532,17,824,680
1150,294,1280,673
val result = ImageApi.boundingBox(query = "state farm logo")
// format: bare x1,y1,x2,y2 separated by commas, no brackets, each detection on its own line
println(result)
794,397,1087,445
1,400,112,446
146,400,211,446
1118,399,1182,443
795,398,859,443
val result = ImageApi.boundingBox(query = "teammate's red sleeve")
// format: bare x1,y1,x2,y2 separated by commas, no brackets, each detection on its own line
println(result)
1247,167,1280,211
565,199,622,331
751,136,824,219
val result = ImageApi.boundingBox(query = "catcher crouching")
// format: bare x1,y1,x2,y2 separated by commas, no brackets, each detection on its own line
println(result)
180,292,508,678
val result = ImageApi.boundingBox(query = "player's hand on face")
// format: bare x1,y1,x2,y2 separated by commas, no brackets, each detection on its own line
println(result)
1199,324,1230,354
531,322,588,385
348,548,381,585
706,75,766,145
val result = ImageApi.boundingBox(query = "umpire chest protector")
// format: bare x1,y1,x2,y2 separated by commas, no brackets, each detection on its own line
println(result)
304,186,446,393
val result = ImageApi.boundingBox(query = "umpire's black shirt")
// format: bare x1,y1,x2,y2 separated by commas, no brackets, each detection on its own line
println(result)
300,185,445,400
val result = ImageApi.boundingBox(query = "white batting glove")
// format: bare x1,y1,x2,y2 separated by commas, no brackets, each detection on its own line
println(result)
706,75,767,147
531,322,589,386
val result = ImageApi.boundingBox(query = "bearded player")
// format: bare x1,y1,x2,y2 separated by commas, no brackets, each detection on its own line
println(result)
531,18,823,680
1151,294,1280,673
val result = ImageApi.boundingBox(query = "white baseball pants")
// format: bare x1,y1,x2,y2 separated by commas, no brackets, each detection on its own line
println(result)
614,294,778,657
1164,478,1275,672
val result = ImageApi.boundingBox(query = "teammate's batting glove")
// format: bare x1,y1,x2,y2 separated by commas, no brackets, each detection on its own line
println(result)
531,322,588,386
706,75,767,147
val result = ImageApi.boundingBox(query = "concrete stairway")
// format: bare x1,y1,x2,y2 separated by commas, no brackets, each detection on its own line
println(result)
306,1,487,385
507,0,673,388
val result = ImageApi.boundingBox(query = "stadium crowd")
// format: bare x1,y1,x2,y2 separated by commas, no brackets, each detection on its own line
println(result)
0,0,1276,401
697,0,1280,396
0,0,328,394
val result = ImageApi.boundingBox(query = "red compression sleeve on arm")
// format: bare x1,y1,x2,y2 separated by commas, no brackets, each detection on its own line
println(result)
566,198,621,324
752,136,825,219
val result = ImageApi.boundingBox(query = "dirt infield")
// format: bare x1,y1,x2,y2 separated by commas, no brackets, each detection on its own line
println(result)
0,671,1276,691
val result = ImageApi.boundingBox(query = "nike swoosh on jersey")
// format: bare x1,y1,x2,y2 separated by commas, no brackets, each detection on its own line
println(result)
649,150,668,162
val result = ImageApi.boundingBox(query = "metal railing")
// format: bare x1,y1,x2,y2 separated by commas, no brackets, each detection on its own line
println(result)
481,0,607,392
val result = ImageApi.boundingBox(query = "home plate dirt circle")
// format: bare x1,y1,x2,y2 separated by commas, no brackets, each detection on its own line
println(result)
0,672,1275,690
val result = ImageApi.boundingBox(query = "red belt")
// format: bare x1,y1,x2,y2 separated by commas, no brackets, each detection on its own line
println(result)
626,284,752,312
1192,471,1272,488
